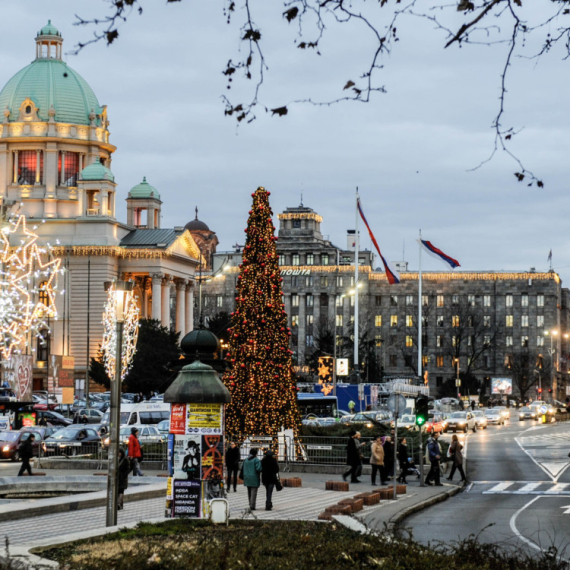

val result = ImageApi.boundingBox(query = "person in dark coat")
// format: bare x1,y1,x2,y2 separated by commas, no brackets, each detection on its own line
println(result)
18,434,35,477
342,431,362,483
118,448,130,509
261,449,280,511
397,437,412,484
446,434,467,483
425,432,443,486
225,441,240,492
383,436,394,479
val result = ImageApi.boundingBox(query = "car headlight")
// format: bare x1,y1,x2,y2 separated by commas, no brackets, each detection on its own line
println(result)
42,443,47,451
104,438,110,446
458,422,465,425
2,445,10,452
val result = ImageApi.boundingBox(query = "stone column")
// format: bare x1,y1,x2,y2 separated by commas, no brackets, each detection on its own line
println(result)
185,283,194,335
12,150,18,184
313,295,320,330
35,150,41,184
284,294,292,327
100,189,108,216
148,206,155,229
176,279,187,334
151,273,163,322
298,293,306,366
60,150,66,186
162,276,173,329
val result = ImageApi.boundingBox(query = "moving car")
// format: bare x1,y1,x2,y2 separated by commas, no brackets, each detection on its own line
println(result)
445,411,477,433
485,409,505,425
101,402,170,427
0,431,39,461
43,426,101,456
393,414,418,431
351,411,392,429
471,410,488,429
492,406,510,420
518,407,538,421
425,413,446,434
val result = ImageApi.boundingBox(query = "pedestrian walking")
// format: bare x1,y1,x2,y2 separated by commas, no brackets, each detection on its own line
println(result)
225,441,240,492
370,435,387,485
118,448,130,509
397,437,412,484
342,431,362,483
17,434,34,476
243,448,262,511
425,432,443,486
446,434,467,483
470,400,476,411
348,400,356,414
127,427,143,476
383,436,394,479
261,449,280,511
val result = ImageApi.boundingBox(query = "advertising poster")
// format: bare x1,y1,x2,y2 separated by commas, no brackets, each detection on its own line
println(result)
172,479,202,518
201,435,224,480
170,404,186,435
166,477,173,500
186,403,222,435
172,434,201,480
491,378,513,395
2,355,33,401
167,434,175,476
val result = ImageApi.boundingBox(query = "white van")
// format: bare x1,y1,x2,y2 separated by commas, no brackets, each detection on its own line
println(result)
101,402,170,427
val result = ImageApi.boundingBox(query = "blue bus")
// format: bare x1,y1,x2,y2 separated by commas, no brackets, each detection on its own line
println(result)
297,393,338,418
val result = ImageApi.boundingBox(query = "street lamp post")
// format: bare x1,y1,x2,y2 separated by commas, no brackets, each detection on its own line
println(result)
454,357,460,401
545,330,558,396
105,280,134,528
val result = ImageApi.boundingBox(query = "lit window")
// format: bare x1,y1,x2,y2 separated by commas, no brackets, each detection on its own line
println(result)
452,315,459,327
321,254,329,265
506,315,513,327
390,295,398,307
305,276,313,287
436,355,444,368
320,276,328,287
506,294,513,308
483,295,491,307
422,295,429,306
306,315,313,326
58,152,80,187
452,336,457,347
521,336,529,347
406,295,414,306
336,276,343,287
292,254,300,266
375,335,382,347
452,295,459,304
291,276,298,287
484,315,491,327
336,296,343,307
537,294,544,307
336,314,343,327
375,315,382,327
406,315,413,327
306,335,314,347
18,150,43,185
537,336,544,347
468,295,475,307
437,316,444,327
306,253,314,266
537,315,544,327
278,255,286,265
406,336,413,347
291,295,299,307
521,315,528,327
521,293,528,307
468,335,474,347
390,315,398,327
216,295,223,308
506,336,513,347
437,295,444,307
350,296,355,307
422,355,428,367
436,336,443,347
484,335,491,346
291,315,299,327
306,294,313,307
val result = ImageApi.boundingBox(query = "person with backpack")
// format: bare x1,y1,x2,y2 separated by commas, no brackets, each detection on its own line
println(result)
18,434,35,476
242,448,262,511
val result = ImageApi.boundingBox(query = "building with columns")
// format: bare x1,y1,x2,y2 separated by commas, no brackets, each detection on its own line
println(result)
0,22,201,394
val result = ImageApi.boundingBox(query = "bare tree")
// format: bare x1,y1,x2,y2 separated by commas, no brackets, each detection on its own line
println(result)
505,349,548,401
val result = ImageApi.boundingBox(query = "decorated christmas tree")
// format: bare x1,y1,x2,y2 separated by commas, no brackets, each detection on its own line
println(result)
224,187,300,437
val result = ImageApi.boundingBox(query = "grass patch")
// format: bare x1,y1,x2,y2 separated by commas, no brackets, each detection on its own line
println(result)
35,519,567,570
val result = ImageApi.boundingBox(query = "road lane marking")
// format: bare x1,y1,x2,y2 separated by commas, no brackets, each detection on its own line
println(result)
517,482,541,493
545,483,570,494
487,482,515,493
514,434,570,481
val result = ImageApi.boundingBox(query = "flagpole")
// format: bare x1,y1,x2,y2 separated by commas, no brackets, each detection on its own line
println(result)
418,230,422,380
355,188,360,409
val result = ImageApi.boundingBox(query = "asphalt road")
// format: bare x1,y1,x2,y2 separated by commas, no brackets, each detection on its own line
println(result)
398,415,570,561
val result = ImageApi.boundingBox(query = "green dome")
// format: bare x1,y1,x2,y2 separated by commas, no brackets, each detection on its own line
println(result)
0,57,103,126
129,177,160,200
39,20,60,37
80,162,114,182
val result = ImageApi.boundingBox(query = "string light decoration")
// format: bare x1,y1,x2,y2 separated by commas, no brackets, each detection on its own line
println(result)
0,213,63,359
101,282,140,380
223,187,300,437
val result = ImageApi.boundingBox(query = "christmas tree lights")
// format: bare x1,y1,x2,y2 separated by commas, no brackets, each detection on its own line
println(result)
224,187,300,437
0,213,63,359
101,282,140,381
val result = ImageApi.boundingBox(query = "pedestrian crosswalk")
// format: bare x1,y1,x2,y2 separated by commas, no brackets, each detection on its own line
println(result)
515,433,570,478
475,481,570,495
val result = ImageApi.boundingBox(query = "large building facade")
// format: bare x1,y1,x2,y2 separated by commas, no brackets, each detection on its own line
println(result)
0,23,204,394
201,203,570,400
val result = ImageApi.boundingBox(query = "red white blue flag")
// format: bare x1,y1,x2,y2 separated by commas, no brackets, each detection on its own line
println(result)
357,200,400,284
419,239,460,269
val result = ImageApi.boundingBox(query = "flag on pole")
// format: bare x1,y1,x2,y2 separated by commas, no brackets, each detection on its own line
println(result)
548,250,552,263
419,239,460,269
357,199,400,284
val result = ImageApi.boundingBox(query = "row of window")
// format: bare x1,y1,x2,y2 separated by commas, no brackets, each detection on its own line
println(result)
15,150,83,187
279,253,332,266
375,293,545,308
371,314,546,328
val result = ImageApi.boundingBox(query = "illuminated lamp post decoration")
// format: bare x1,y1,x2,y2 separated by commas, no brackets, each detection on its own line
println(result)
0,212,62,359
223,187,300,438
103,279,137,528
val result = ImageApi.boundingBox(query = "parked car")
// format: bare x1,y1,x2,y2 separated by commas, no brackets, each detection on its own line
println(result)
32,392,58,405
157,420,170,435
0,389,17,403
518,407,538,421
43,426,101,456
471,410,488,429
0,431,40,461
35,410,73,427
445,411,477,433
484,409,505,425
119,425,166,446
350,411,391,429
73,409,104,424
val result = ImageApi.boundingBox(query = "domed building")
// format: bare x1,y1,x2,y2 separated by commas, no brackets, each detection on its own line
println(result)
0,23,201,394
184,207,219,270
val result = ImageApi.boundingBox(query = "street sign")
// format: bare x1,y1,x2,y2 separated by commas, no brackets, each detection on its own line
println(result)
336,358,349,376
387,394,406,417
306,445,332,450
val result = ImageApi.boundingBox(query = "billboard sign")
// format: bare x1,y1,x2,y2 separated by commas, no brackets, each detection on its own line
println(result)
336,358,349,376
491,378,512,395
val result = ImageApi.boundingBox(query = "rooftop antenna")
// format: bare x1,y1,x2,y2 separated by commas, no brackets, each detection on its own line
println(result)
195,206,198,220
300,192,303,207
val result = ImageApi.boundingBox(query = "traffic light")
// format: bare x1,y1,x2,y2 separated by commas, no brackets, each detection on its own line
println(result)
538,388,542,394
416,395,429,426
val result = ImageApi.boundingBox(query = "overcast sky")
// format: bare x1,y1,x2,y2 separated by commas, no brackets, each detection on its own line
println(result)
2,2,569,282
